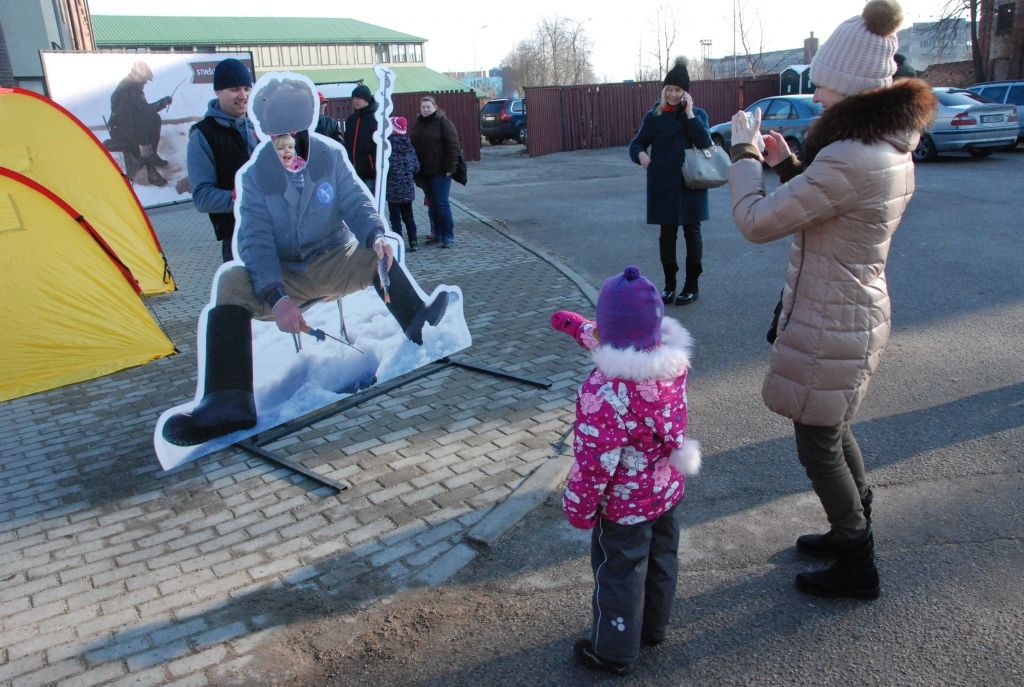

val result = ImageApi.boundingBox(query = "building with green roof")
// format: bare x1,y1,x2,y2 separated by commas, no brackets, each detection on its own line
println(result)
92,15,470,94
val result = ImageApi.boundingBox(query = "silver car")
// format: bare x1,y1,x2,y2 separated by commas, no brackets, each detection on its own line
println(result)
914,87,1019,161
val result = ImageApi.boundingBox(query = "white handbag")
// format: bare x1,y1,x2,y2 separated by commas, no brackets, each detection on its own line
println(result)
682,145,730,190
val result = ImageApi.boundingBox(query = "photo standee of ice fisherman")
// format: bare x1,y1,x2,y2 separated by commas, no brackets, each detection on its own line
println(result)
153,71,545,490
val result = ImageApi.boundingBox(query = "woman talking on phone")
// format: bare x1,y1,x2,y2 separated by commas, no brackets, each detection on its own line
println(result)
629,56,713,306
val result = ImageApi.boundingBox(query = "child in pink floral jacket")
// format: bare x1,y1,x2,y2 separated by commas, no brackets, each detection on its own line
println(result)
551,265,700,677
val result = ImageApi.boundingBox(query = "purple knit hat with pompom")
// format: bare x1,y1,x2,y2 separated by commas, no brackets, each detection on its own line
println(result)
596,265,663,350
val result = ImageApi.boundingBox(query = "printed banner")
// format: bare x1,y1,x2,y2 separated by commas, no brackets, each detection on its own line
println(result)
41,50,254,208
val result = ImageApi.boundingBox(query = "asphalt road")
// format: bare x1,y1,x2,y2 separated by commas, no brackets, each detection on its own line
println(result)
337,142,1024,686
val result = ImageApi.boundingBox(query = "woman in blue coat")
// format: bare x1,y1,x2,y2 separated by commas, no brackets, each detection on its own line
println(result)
629,57,713,305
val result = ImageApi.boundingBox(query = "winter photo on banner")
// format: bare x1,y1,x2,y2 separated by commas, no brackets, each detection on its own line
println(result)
154,71,470,470
41,50,253,208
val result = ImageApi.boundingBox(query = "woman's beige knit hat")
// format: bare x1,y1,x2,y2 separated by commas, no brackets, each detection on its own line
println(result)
810,0,903,96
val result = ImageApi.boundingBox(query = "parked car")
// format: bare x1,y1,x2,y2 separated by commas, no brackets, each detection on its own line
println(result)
480,97,526,145
913,87,1019,161
966,80,1024,142
708,95,823,157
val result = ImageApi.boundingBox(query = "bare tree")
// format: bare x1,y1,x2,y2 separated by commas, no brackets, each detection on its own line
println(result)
933,0,993,81
632,3,680,81
633,40,661,81
736,0,767,76
499,16,595,89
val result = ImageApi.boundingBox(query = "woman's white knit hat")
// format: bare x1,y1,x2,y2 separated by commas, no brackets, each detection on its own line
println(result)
810,0,904,96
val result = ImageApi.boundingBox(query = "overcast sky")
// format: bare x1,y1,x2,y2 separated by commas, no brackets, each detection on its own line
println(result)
89,0,949,82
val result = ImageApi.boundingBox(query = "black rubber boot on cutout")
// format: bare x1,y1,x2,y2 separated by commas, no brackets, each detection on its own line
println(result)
795,530,880,600
375,265,450,345
797,489,874,558
162,305,257,446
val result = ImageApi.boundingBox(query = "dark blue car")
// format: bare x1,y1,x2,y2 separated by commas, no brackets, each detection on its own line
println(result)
480,98,527,145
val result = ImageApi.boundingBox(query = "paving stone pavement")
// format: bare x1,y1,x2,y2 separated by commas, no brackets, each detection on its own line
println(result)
0,198,596,686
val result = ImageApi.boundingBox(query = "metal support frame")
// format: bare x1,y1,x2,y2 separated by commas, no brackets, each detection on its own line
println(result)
233,357,551,493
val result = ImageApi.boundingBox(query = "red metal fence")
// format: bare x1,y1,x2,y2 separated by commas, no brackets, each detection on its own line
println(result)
525,75,779,157
325,90,482,161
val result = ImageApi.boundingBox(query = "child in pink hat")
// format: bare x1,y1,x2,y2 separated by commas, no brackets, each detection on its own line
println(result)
551,264,701,676
386,115,420,251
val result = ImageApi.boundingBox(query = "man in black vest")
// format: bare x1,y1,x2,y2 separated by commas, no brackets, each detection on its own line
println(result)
187,58,258,262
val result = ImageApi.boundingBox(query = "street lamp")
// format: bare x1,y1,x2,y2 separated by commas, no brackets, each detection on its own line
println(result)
474,24,488,76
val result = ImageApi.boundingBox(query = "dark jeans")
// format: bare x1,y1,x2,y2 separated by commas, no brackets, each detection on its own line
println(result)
387,201,418,241
658,224,702,290
793,421,869,539
589,505,680,665
423,174,453,243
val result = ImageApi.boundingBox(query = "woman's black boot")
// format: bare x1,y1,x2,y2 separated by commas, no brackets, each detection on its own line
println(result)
795,530,880,600
675,261,702,305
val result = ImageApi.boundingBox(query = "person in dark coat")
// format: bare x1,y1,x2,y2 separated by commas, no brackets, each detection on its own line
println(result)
410,95,461,248
315,90,345,144
343,84,378,187
629,56,713,305
386,116,421,251
893,53,917,78
107,61,173,187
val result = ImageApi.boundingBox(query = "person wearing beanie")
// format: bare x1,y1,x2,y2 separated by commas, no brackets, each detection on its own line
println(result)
893,53,917,78
410,95,462,248
107,60,174,188
187,57,257,261
629,56,714,306
727,0,937,601
314,90,344,144
343,83,379,186
385,115,421,251
551,265,701,676
162,74,454,448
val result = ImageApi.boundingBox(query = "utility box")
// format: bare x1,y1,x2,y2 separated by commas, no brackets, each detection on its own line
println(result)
780,65,814,95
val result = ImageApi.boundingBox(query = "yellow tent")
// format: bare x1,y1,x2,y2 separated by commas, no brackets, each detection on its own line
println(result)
0,168,175,402
0,87,176,295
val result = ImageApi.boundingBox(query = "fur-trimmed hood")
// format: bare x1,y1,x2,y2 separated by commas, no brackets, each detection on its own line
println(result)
801,78,937,164
592,317,692,381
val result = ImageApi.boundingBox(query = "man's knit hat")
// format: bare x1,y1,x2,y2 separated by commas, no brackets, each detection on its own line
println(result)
213,58,253,91
596,266,664,351
664,56,690,91
351,84,373,103
810,0,903,96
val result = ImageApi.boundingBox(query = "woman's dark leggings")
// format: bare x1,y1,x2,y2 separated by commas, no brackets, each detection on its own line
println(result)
659,224,702,291
793,421,870,539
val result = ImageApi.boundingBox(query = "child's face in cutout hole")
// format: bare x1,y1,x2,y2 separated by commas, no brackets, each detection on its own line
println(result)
274,136,296,168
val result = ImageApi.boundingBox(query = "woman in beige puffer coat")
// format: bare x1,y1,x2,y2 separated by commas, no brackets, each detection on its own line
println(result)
728,0,937,601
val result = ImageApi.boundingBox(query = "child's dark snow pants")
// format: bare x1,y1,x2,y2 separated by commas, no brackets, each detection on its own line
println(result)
589,504,680,665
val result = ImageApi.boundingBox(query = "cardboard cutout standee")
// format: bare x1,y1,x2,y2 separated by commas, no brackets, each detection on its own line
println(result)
154,72,470,471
